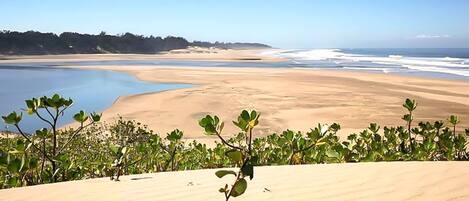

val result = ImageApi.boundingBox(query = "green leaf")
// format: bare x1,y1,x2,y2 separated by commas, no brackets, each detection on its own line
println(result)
403,98,417,112
402,114,412,122
0,151,7,165
241,163,254,180
7,177,19,187
29,157,39,169
73,110,88,123
25,99,38,114
250,111,257,121
166,129,183,141
15,139,26,152
368,123,380,133
225,150,243,163
240,110,250,121
199,115,219,135
326,149,339,158
35,128,49,138
2,111,22,125
230,178,248,197
90,112,102,122
7,158,22,173
215,170,237,178
109,145,119,155
448,115,460,125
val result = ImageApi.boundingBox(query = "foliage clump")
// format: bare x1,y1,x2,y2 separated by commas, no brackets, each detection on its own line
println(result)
1,96,469,197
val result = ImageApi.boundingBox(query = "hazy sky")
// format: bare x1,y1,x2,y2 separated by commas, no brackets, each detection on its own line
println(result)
1,0,468,48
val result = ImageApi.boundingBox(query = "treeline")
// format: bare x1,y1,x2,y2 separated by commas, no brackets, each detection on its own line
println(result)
0,30,270,55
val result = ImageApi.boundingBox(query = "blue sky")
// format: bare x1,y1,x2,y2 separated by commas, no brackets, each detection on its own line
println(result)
1,0,468,48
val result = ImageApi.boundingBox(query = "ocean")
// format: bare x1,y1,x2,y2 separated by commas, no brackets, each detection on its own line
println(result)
273,48,469,80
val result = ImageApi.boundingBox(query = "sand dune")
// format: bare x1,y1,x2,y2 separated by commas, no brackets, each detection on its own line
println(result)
2,162,469,201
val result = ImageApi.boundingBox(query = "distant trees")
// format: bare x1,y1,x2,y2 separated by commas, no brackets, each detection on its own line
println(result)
0,30,270,55
0,30,190,55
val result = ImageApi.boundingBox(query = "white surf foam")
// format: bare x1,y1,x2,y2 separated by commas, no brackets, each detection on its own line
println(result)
276,49,469,78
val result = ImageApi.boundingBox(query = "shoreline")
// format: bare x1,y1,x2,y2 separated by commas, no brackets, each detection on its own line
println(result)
0,48,286,63
2,49,469,141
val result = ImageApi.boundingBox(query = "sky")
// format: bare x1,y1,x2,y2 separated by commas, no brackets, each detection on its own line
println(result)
1,0,468,48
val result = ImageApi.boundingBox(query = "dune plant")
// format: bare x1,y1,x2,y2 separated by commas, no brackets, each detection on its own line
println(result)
162,129,184,171
448,115,460,136
1,94,101,182
109,145,127,181
199,110,259,201
402,98,417,152
277,123,339,165
107,118,158,180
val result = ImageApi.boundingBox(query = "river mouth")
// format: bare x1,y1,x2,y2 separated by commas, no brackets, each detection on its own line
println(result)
0,65,191,133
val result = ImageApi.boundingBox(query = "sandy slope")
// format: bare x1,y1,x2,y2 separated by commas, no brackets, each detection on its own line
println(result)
2,162,469,201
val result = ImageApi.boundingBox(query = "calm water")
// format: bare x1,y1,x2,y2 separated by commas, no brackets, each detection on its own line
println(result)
0,65,191,133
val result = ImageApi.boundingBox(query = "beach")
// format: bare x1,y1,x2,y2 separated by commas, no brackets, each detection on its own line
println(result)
94,66,469,139
3,48,469,140
0,47,285,63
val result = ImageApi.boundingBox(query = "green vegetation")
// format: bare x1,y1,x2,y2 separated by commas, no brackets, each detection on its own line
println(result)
1,95,469,200
0,30,270,55
199,111,259,201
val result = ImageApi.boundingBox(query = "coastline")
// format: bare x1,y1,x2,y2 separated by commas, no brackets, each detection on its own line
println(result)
2,49,469,140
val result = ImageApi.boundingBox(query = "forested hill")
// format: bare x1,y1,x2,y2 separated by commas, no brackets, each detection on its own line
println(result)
0,30,271,55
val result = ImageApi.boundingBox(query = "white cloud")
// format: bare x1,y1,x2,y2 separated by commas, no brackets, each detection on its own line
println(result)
415,34,451,39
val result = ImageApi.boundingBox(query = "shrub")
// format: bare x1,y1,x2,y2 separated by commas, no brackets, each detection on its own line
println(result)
199,110,259,200
1,94,101,185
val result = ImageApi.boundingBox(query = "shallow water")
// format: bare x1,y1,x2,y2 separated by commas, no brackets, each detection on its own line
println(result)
0,65,191,133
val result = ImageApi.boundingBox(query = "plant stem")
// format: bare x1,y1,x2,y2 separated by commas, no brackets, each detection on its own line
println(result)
454,125,456,138
408,111,413,152
40,137,45,183
248,128,253,155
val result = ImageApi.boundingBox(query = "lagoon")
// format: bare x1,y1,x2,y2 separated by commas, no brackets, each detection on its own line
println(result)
0,65,191,133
